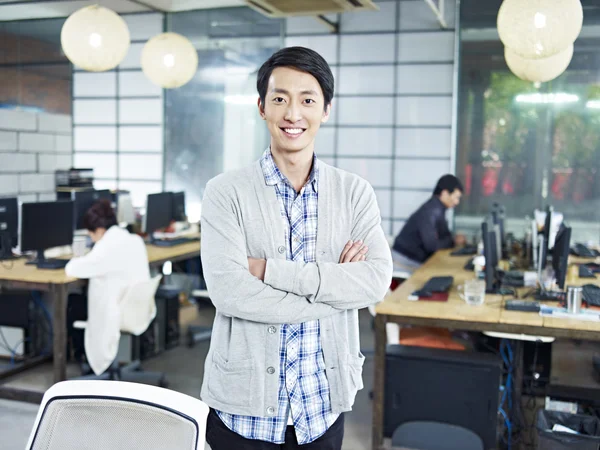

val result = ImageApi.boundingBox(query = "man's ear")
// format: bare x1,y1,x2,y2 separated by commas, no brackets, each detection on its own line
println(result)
321,101,332,124
257,97,266,120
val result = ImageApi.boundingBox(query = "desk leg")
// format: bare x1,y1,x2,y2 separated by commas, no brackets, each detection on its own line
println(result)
372,314,387,450
51,284,68,384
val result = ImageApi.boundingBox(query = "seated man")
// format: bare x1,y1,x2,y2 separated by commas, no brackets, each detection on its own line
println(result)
392,174,466,268
65,199,150,375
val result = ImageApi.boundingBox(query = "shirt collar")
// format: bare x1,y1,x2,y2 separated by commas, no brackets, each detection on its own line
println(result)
432,195,447,210
260,148,319,193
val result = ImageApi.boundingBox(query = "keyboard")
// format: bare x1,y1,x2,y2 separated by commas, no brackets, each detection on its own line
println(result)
421,276,454,293
152,237,199,247
451,246,478,256
36,259,69,270
572,243,599,258
579,265,598,278
583,284,600,307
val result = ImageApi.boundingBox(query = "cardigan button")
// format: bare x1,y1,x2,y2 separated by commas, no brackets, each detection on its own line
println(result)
278,246,286,254
266,406,275,415
268,326,277,334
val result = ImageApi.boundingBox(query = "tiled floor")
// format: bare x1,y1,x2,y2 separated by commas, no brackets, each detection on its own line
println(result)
0,306,375,450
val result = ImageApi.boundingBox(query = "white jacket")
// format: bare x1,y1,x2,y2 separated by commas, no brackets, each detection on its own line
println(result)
65,226,150,375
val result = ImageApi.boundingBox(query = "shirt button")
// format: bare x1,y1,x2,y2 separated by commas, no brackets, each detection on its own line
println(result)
278,246,286,254
268,326,277,334
267,366,275,375
266,406,275,415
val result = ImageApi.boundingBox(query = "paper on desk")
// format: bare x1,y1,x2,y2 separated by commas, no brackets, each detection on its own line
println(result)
552,424,579,435
539,305,600,321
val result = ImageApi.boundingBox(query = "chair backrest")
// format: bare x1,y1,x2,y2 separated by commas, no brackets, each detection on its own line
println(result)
392,421,484,450
119,274,162,335
26,380,209,450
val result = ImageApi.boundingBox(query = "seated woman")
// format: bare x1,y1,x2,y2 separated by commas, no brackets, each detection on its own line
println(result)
66,199,150,375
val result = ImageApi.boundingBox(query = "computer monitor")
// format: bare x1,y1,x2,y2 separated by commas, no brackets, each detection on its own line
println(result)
144,192,173,236
95,189,112,202
0,197,18,260
21,201,74,267
72,189,114,230
541,205,552,269
482,221,498,293
172,192,186,222
552,226,572,290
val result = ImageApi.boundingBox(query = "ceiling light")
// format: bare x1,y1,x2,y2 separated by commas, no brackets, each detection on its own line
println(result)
61,5,130,72
497,0,583,59
141,33,198,89
505,45,573,83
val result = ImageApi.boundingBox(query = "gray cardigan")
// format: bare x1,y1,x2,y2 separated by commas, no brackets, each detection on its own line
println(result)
199,159,393,418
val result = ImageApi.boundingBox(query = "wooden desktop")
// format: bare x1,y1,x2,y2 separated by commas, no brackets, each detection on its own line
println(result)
372,249,600,450
0,239,200,403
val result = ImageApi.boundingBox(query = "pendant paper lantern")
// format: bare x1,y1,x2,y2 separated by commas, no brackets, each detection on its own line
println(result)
61,5,130,72
497,0,583,59
141,33,198,89
505,45,573,83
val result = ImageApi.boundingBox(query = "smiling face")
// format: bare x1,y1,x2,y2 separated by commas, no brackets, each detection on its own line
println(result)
258,66,331,156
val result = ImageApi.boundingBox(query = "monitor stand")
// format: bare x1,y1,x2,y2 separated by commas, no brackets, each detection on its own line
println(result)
25,249,68,270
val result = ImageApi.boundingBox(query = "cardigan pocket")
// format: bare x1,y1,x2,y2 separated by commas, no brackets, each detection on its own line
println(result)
207,351,254,407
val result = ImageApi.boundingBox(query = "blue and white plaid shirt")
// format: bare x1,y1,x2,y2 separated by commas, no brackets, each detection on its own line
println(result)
217,148,339,444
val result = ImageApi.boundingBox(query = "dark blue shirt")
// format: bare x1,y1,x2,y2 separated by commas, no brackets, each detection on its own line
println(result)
393,196,454,263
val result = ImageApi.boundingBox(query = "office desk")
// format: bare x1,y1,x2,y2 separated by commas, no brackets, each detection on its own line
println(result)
372,250,600,450
0,240,200,403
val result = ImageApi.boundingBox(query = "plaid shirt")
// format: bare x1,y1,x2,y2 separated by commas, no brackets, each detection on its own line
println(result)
217,149,339,444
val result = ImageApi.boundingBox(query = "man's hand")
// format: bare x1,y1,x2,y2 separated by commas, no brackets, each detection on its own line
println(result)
248,257,266,281
454,234,467,247
339,240,368,263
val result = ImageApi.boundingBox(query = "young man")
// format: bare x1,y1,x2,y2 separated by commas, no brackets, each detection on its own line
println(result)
200,47,393,449
392,174,466,266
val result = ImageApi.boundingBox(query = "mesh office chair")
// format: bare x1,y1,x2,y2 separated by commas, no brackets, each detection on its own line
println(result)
74,275,167,386
25,380,209,450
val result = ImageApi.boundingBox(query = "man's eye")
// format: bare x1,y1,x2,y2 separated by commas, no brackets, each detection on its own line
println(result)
304,99,315,104
273,97,284,103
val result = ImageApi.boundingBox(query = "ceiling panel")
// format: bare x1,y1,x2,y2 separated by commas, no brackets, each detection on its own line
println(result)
0,0,150,21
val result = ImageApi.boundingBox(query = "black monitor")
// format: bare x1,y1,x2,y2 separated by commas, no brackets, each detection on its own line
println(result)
482,221,498,294
72,189,114,230
0,198,18,260
172,192,186,222
145,192,173,237
21,201,74,268
95,189,112,202
552,226,572,290
541,205,553,269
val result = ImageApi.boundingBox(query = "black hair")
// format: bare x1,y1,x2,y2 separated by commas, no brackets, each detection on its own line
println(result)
256,46,334,110
83,199,117,232
433,174,463,196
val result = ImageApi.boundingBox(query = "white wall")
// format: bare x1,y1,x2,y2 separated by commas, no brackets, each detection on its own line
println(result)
0,109,72,203
72,12,165,207
285,0,458,236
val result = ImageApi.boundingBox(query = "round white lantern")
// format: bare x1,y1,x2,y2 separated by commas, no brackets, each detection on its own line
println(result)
61,5,130,72
497,0,583,59
505,45,574,83
141,33,198,89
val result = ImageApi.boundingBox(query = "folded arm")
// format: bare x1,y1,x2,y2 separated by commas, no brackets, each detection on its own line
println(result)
263,182,393,310
201,182,341,324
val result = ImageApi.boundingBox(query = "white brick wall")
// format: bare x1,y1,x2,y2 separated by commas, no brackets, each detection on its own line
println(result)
18,174,55,194
0,110,36,131
18,132,55,152
0,131,17,151
0,174,19,195
38,113,72,134
0,153,37,173
39,154,72,173
0,109,73,201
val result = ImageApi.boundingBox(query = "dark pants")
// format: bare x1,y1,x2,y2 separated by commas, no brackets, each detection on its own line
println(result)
206,409,344,450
